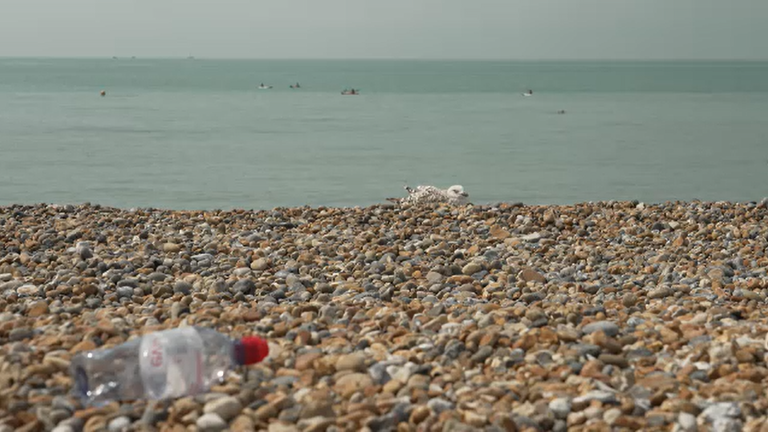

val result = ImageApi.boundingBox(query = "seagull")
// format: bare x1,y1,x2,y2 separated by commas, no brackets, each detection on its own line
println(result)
387,184,470,206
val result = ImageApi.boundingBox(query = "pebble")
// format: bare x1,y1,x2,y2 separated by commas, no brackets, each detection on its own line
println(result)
701,402,740,422
9,327,34,341
677,412,697,432
27,300,49,317
299,399,334,419
387,363,416,383
115,286,133,299
203,396,242,421
520,268,546,283
471,346,493,363
334,373,373,397
712,418,742,432
426,271,443,283
269,423,300,432
427,398,454,414
410,405,430,424
298,417,334,432
582,321,620,337
649,286,673,299
335,352,366,372
163,243,181,253
174,281,193,295
107,416,131,432
231,415,255,431
603,407,622,425
622,293,638,307
16,284,40,296
196,413,227,432
232,279,255,294
251,258,269,271
462,262,482,275
549,398,572,419
3,201,768,432
573,391,618,405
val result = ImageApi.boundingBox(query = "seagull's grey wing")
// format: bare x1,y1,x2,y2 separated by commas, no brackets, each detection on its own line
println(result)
409,186,449,204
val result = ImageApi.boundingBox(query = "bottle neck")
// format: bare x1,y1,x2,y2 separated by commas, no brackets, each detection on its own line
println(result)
232,340,246,366
232,336,269,365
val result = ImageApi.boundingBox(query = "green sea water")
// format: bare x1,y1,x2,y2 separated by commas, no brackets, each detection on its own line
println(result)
1,59,767,209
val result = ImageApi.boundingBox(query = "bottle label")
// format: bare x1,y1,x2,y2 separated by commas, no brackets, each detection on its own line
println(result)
139,327,205,399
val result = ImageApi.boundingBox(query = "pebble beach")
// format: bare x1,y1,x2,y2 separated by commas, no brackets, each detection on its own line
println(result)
2,200,768,432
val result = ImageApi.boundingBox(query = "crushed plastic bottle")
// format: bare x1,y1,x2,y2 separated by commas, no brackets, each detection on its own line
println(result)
70,326,269,406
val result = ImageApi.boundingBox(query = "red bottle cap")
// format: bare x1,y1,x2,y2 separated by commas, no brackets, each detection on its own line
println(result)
239,336,269,365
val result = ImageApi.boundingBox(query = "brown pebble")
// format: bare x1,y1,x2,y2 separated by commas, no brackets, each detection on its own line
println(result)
26,301,49,317
520,268,547,284
334,373,374,398
598,354,629,368
231,415,255,432
490,226,511,239
590,331,623,354
556,328,580,342
622,293,638,307
410,405,431,424
83,415,106,432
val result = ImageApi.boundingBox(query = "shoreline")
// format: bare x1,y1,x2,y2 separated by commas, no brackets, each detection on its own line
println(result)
2,201,768,431
1,197,767,212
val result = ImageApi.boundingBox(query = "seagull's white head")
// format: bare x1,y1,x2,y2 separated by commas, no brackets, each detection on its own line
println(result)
446,185,469,202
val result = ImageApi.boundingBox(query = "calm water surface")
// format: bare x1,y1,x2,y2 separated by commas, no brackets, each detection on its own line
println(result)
1,59,767,209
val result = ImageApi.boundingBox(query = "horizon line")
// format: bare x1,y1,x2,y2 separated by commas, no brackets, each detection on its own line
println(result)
2,55,768,62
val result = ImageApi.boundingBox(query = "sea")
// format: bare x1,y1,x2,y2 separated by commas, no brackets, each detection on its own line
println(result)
1,58,767,210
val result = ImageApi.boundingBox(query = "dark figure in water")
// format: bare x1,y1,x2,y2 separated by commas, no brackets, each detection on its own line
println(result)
558,110,566,114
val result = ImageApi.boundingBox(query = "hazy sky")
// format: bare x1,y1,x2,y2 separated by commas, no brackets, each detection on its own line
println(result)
2,0,767,60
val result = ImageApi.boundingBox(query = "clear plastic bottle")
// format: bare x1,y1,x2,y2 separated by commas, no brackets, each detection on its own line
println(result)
70,326,269,406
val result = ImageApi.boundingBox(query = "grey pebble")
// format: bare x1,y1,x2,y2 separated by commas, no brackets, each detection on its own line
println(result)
549,397,572,419
108,416,131,432
232,279,256,294
9,327,34,341
196,413,227,432
712,418,742,432
148,272,168,282
115,286,134,299
471,346,493,363
573,391,618,405
701,402,741,422
427,398,454,414
203,395,242,421
174,281,193,294
582,321,620,336
676,412,697,432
